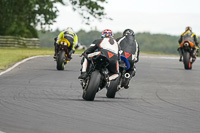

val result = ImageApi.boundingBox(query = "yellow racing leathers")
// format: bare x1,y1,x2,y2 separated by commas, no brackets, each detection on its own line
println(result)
55,30,78,59
178,30,199,48
57,31,78,50
178,30,199,60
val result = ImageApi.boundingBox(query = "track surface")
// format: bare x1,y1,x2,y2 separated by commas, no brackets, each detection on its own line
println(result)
0,55,200,133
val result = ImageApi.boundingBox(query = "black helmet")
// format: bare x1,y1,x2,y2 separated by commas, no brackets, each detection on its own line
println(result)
123,29,134,36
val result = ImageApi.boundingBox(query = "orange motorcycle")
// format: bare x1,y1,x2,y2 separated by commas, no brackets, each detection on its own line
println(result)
180,40,196,69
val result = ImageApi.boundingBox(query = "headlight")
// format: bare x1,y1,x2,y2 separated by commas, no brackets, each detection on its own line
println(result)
184,42,189,46
61,42,67,46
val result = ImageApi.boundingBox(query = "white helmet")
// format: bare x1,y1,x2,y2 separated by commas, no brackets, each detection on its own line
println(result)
66,27,74,33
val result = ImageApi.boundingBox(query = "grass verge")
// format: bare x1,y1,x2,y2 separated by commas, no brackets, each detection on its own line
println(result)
0,47,84,71
0,47,177,71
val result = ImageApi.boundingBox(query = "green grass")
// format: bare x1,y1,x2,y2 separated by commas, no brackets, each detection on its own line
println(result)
0,47,84,70
0,47,177,71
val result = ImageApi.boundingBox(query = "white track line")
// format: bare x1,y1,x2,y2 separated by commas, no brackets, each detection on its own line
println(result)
0,55,50,76
0,130,6,133
0,55,198,76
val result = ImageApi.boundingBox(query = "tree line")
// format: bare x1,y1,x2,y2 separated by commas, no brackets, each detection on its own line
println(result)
38,29,181,54
0,0,181,54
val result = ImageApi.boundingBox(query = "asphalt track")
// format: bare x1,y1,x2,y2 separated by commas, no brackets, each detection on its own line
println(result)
0,55,200,133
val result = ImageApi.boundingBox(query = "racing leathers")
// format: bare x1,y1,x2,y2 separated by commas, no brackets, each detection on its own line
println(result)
116,34,139,88
54,30,78,59
178,30,199,61
78,36,120,79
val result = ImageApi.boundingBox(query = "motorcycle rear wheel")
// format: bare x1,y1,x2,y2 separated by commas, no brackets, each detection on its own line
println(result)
183,51,192,70
106,75,120,98
82,70,101,101
57,51,66,70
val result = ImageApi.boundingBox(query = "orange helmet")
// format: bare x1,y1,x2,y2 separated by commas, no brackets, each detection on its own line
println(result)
185,26,192,31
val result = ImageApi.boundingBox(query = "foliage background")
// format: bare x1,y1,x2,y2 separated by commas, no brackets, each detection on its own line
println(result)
38,29,180,54
0,0,107,38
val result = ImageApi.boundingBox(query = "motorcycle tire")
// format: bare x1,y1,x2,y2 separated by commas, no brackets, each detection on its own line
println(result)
183,51,192,70
57,51,66,70
106,76,120,98
82,70,101,101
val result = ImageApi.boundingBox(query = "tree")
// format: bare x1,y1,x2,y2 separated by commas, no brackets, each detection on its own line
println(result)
0,0,108,38
69,0,109,24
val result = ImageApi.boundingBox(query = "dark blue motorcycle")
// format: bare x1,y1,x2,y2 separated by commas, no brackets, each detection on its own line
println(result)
106,55,130,98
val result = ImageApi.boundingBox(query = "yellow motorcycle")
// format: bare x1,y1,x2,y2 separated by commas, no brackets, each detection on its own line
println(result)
55,38,71,70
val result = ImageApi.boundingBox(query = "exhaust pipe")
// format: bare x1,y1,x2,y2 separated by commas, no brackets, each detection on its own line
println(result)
124,73,130,79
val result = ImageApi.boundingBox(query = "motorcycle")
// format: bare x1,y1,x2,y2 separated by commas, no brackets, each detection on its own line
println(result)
80,50,120,101
55,38,71,70
180,40,197,69
104,55,131,98
118,55,131,89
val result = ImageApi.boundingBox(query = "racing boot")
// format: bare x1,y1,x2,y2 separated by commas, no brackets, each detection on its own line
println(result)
68,49,75,60
179,56,183,62
68,54,72,60
54,42,58,60
124,83,129,89
78,72,88,79
177,47,183,62
195,46,199,57
192,49,197,58
53,52,57,58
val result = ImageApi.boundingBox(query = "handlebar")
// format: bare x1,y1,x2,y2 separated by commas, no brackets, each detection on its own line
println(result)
80,52,91,61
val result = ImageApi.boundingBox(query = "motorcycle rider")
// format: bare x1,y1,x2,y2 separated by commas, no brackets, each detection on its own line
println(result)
116,29,139,89
54,27,78,59
178,26,199,61
78,29,120,80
